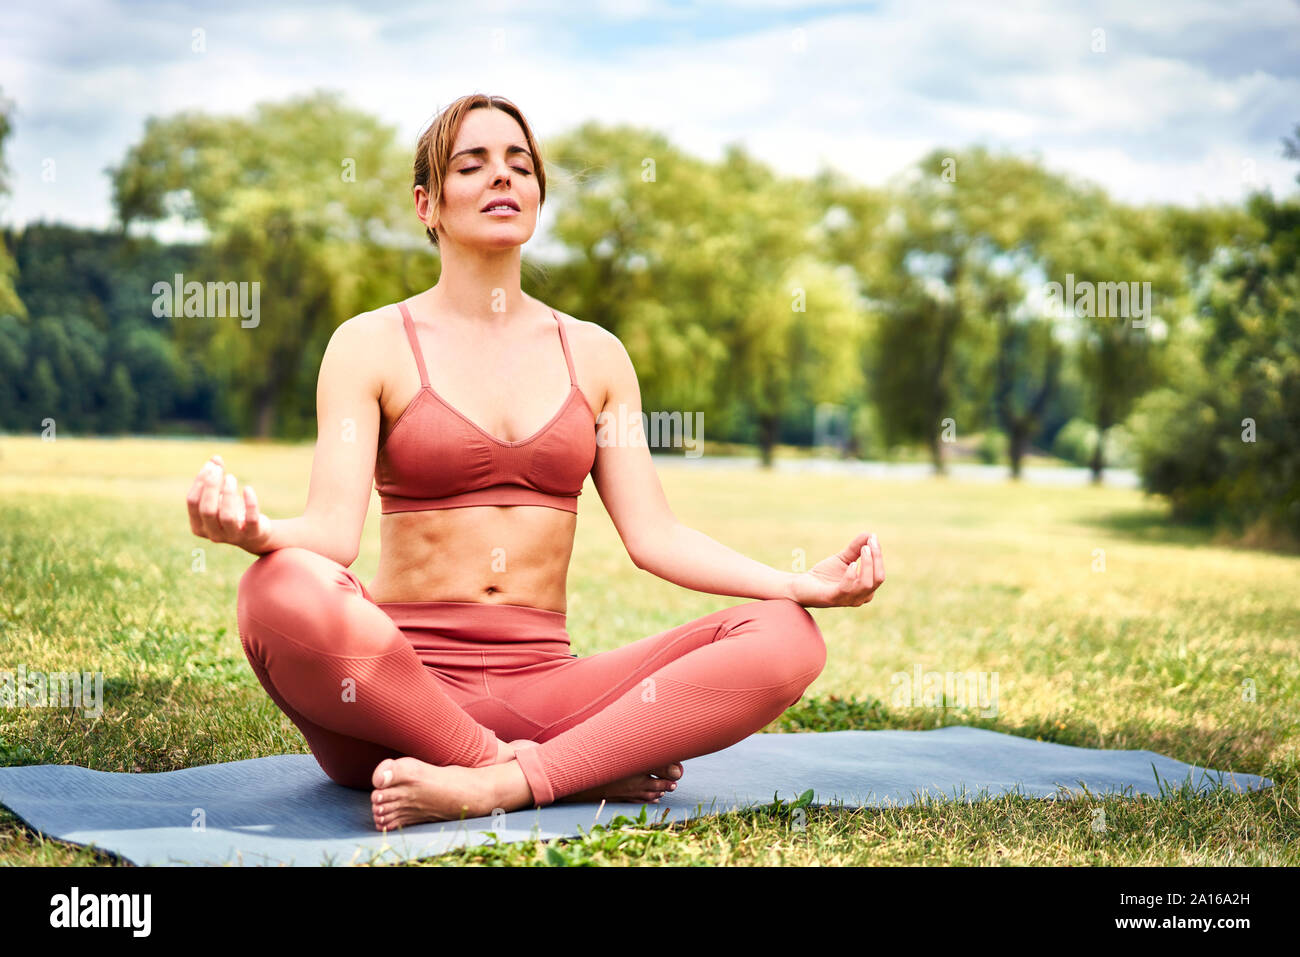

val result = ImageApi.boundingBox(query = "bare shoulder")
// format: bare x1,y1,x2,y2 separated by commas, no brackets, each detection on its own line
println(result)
317,304,402,391
552,308,630,367
334,302,401,344
550,309,637,414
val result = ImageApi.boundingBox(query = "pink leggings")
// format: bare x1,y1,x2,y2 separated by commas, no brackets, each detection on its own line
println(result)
235,546,826,807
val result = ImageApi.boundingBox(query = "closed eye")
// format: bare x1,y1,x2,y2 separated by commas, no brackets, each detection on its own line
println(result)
459,165,532,175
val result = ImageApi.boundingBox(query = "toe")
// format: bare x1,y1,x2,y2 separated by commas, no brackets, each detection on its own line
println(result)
372,759,396,789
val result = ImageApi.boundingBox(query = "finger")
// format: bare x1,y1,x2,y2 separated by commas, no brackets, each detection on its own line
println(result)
837,531,874,565
857,545,870,589
869,534,884,587
198,461,225,539
244,485,262,538
857,544,877,604
186,466,210,534
186,464,208,499
843,556,859,589
233,478,248,529
217,473,244,535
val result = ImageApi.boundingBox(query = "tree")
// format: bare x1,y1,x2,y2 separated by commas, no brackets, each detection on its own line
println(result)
544,127,862,464
4,223,215,434
108,90,414,437
1036,190,1184,483
101,363,137,433
25,356,58,427
0,314,28,429
987,268,1062,477
1128,123,1300,545
859,147,1074,475
0,86,25,320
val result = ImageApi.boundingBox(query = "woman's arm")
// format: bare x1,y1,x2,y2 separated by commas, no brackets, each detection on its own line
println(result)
186,315,381,567
584,327,789,599
589,324,884,607
261,315,382,565
632,520,800,601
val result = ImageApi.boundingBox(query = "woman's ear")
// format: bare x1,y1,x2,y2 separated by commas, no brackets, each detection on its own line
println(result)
414,186,435,225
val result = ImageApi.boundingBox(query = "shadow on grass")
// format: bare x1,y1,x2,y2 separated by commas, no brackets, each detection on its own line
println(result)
1083,506,1300,556
1081,507,1218,548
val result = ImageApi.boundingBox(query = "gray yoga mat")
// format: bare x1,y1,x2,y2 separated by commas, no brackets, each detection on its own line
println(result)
0,726,1271,867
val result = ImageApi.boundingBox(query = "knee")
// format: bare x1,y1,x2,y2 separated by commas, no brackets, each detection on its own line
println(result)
236,547,339,633
757,598,827,686
237,547,393,660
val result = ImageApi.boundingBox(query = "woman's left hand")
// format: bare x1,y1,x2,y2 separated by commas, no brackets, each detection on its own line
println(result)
789,532,884,608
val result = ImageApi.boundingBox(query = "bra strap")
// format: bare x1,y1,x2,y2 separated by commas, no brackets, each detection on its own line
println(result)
398,301,430,388
552,310,577,386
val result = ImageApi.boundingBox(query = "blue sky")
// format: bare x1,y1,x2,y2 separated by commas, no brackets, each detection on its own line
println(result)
1,0,1298,235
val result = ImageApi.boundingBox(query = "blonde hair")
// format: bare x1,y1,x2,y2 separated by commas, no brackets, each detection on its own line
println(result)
413,94,546,248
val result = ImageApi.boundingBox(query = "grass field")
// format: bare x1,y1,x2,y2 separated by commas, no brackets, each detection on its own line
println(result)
1,435,1297,866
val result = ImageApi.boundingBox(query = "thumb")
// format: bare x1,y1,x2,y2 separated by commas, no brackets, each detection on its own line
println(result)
837,532,873,564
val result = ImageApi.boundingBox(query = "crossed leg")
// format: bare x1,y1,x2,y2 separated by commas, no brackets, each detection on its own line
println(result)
236,547,502,788
481,599,828,806
236,547,826,821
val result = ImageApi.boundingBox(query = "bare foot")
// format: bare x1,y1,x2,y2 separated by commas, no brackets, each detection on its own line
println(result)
370,756,527,830
556,762,683,805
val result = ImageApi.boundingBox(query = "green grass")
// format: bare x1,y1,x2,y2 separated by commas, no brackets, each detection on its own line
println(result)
1,435,1297,866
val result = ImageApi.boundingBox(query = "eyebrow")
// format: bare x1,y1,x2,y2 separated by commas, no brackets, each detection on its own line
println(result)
449,144,533,163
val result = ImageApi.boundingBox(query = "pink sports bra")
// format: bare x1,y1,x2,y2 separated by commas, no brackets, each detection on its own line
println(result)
374,301,598,514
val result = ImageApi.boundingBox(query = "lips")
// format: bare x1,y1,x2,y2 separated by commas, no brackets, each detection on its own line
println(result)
481,198,520,212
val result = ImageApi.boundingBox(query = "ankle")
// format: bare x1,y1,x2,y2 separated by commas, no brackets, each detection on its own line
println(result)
487,759,536,812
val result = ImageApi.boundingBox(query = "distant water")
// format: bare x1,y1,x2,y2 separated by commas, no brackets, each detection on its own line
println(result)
650,454,1141,489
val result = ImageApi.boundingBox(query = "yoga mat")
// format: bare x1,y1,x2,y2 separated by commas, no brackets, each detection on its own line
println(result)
0,726,1271,867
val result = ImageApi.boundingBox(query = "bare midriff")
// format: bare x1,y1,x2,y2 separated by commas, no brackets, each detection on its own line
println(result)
365,506,576,614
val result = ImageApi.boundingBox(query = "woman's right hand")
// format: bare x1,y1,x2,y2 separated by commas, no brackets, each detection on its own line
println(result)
186,454,276,555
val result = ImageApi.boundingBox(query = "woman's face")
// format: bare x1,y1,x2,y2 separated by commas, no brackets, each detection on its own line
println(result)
419,108,539,249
